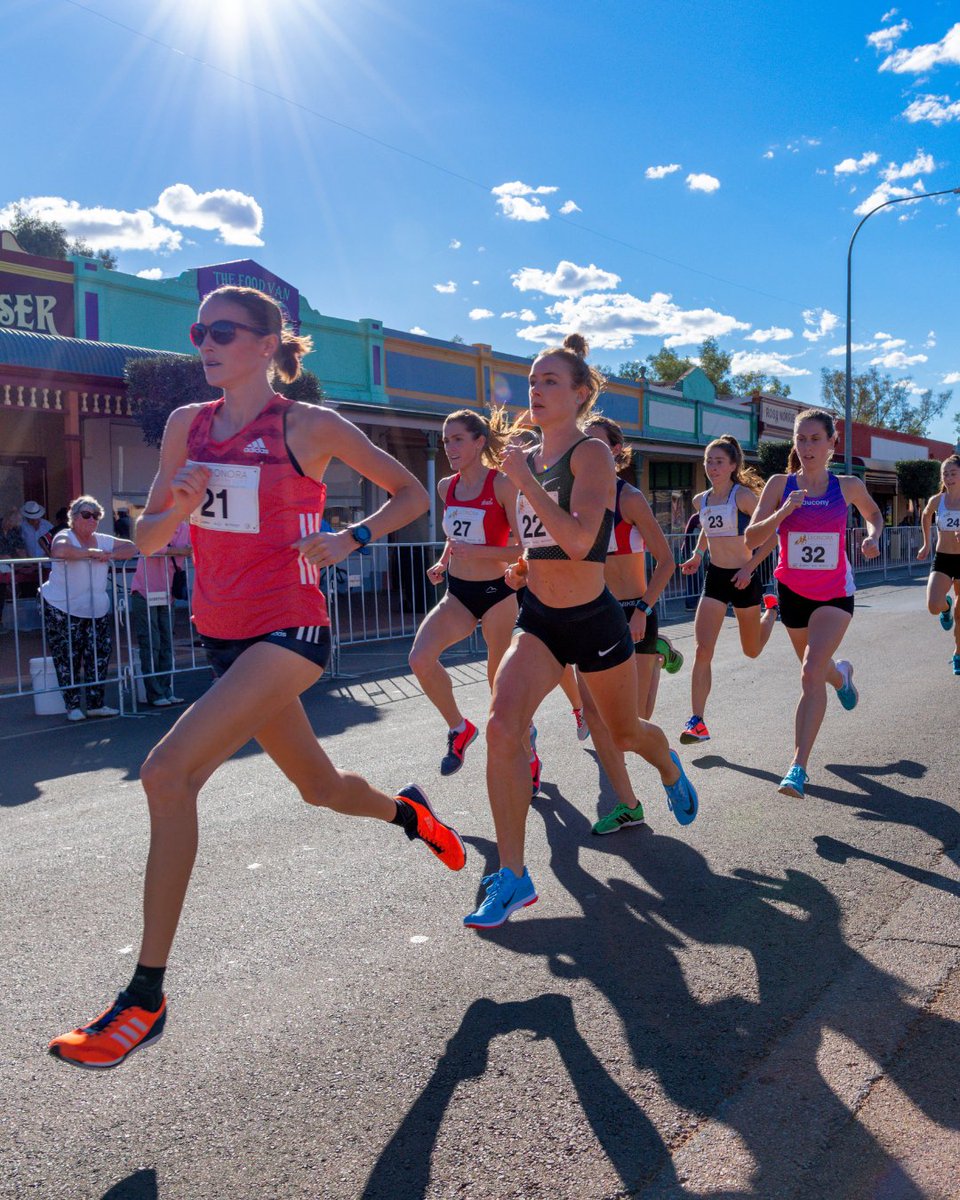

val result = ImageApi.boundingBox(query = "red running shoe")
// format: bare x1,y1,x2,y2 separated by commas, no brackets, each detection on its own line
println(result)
440,719,478,776
396,784,466,871
530,752,543,798
49,992,167,1070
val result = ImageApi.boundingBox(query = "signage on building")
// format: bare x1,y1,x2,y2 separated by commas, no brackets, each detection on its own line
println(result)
760,399,802,431
196,259,300,331
0,245,76,336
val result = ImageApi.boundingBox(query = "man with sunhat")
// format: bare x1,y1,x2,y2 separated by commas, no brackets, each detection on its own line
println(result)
20,501,53,558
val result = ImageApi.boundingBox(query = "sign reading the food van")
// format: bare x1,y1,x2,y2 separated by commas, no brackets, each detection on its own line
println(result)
0,246,75,336
196,259,300,332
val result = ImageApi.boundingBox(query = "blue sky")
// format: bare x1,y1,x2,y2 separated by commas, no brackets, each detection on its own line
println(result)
3,0,959,443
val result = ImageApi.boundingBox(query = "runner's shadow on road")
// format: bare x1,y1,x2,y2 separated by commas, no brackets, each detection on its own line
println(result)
99,1169,158,1199
365,788,957,1199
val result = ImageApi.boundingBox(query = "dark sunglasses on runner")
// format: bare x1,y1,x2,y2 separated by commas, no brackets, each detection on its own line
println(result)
189,320,270,347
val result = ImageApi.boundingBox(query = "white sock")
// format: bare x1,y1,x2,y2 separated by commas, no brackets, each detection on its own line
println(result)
450,719,467,734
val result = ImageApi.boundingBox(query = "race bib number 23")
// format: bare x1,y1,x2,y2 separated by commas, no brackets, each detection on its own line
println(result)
188,461,261,534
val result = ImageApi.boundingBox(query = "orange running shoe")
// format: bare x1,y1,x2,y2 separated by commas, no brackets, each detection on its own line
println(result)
396,785,466,871
49,992,167,1069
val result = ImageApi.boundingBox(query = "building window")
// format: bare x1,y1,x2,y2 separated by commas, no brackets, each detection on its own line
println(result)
649,461,693,534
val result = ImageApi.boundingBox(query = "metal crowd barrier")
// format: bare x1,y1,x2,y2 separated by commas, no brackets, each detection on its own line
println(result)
0,527,934,713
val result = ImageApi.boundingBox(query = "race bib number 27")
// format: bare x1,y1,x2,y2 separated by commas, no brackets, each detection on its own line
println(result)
188,461,261,534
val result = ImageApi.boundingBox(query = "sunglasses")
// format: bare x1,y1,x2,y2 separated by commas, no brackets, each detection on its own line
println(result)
76,511,99,520
189,320,269,347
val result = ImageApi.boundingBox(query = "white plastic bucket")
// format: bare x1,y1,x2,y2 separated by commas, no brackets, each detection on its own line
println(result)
30,657,66,716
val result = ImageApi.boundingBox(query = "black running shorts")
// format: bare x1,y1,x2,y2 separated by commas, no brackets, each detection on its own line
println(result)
200,625,332,678
933,551,960,581
702,563,763,609
447,574,516,621
515,587,634,672
776,581,854,630
619,597,660,654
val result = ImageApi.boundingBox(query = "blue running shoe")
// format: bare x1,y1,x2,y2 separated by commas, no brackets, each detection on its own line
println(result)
778,764,808,798
664,749,698,826
463,867,538,929
835,660,858,711
953,654,960,677
940,596,954,632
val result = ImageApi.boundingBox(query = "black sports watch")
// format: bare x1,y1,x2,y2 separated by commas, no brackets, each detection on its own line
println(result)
637,599,654,616
347,522,373,548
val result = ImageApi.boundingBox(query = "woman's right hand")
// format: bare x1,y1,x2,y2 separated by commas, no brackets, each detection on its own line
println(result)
170,463,211,516
916,542,930,561
680,555,701,575
780,489,806,516
505,557,528,590
426,561,447,585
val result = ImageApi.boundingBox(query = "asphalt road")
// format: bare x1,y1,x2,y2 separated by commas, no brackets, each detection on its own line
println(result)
2,578,959,1200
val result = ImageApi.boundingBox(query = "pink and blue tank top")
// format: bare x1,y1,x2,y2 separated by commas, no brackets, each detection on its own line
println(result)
774,473,854,600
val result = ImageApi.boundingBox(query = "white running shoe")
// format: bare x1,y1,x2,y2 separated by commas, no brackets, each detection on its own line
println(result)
573,707,590,742
87,705,119,718
67,709,86,722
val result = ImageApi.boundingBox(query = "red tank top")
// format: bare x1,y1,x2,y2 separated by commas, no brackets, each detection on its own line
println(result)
441,468,511,547
186,394,329,638
608,479,645,557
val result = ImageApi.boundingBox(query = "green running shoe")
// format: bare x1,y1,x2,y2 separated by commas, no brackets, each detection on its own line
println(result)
592,801,646,836
656,636,684,675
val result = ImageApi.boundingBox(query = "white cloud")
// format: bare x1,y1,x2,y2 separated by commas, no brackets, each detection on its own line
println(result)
878,337,906,350
153,183,264,246
645,163,682,180
867,20,910,51
686,173,721,193
433,280,457,293
0,195,182,252
903,93,960,124
827,342,872,357
881,9,898,21
409,326,429,336
802,308,840,341
491,181,557,222
881,150,935,181
500,309,537,321
925,330,937,347
511,260,621,297
515,290,749,352
558,200,581,214
854,178,926,215
472,280,480,285
943,371,960,384
834,151,879,175
870,350,928,368
448,239,461,249
745,326,793,343
763,150,775,160
468,308,494,320
135,268,164,280
729,350,811,378
880,22,960,73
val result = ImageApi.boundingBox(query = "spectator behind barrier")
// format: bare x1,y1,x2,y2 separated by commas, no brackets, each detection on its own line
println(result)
40,495,138,721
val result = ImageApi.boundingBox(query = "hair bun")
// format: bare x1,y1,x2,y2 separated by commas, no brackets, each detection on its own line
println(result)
562,333,589,358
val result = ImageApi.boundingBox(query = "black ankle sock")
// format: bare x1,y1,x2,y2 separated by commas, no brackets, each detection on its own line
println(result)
391,798,417,840
126,963,166,1012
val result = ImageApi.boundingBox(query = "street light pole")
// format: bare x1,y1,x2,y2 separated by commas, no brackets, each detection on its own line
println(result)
844,185,960,475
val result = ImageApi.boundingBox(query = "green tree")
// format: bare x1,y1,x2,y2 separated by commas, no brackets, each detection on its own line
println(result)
610,359,646,381
697,336,733,395
820,366,951,436
644,337,733,393
8,205,116,268
732,370,792,398
126,354,324,447
757,440,792,479
896,460,942,511
645,346,692,385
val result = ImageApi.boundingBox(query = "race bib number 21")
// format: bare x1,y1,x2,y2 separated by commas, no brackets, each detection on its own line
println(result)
188,461,261,534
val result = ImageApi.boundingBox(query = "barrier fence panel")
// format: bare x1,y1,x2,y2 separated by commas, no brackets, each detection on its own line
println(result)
0,527,936,710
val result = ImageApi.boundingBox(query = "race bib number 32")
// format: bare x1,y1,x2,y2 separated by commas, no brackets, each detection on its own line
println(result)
188,461,261,534
787,531,839,571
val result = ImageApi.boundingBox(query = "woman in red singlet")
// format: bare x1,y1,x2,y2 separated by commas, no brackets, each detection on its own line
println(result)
50,286,466,1070
409,409,521,777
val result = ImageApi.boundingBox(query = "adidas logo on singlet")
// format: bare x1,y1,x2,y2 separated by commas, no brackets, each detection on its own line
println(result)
243,437,268,455
480,498,494,505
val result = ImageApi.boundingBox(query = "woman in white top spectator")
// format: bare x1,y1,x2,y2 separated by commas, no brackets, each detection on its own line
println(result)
40,495,138,720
